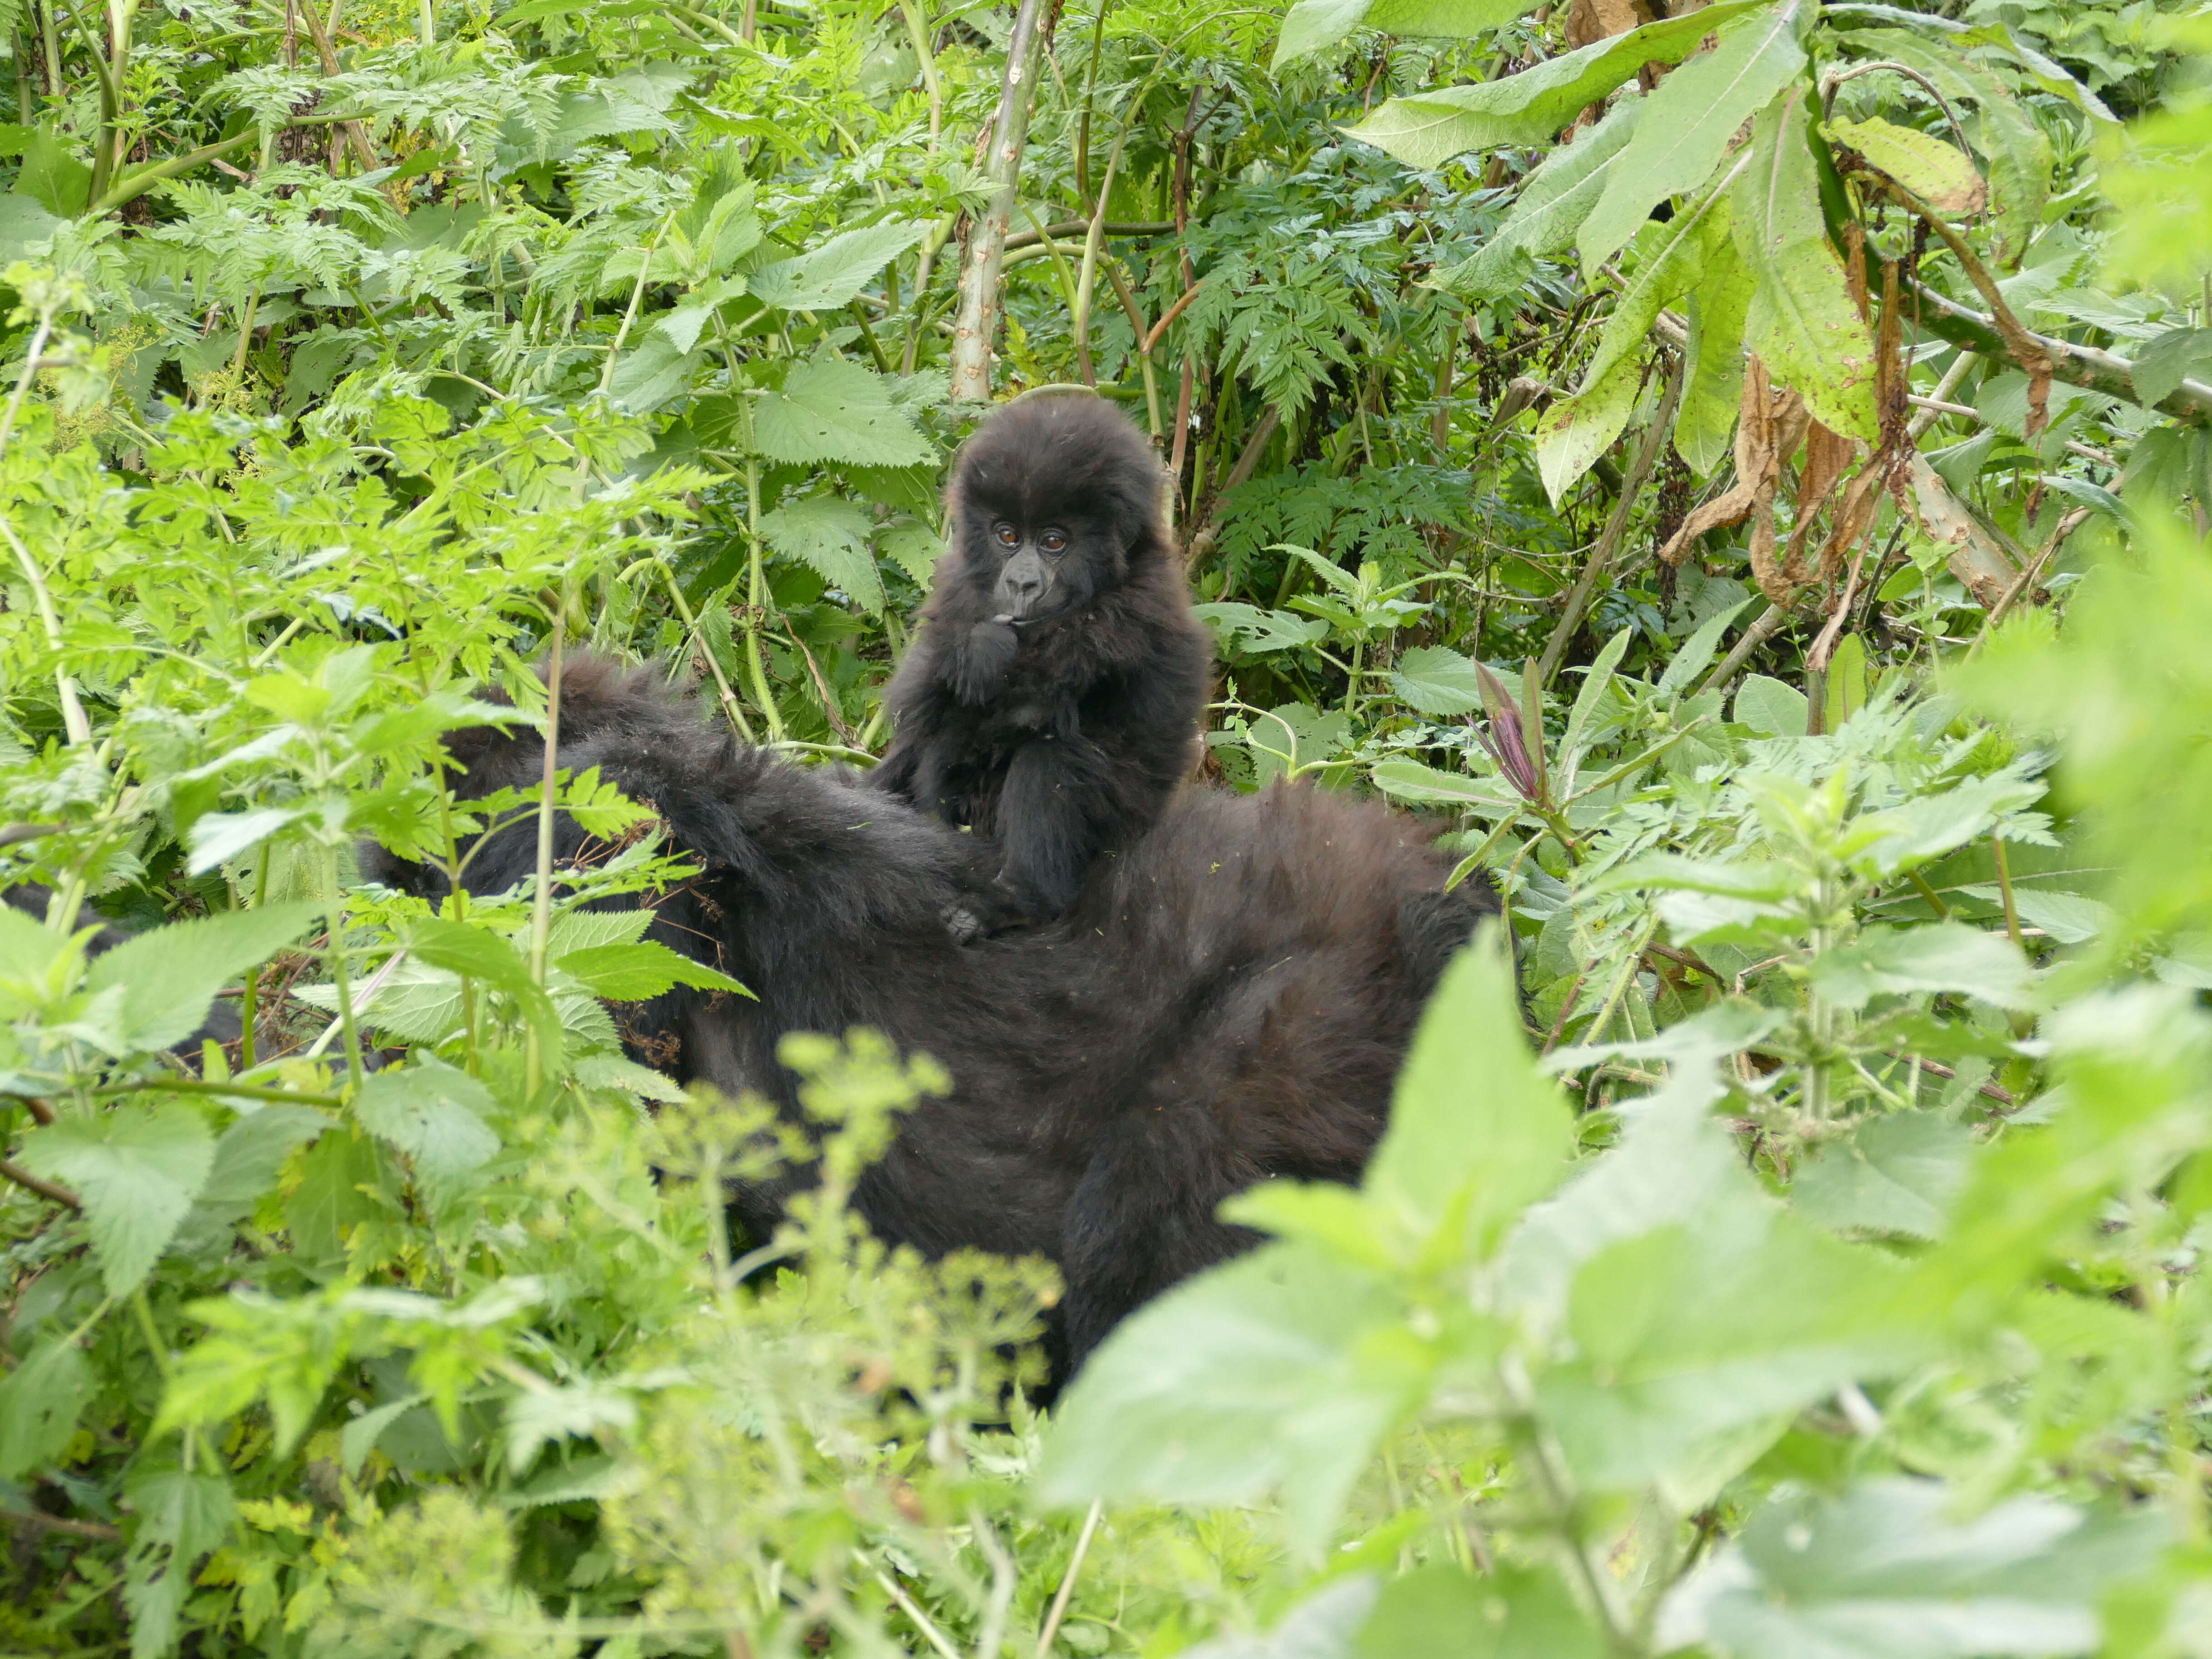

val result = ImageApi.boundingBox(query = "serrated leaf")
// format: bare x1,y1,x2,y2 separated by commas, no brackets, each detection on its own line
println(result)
1827,114,1986,214
196,1106,330,1221
1575,0,1808,275
753,354,933,468
606,329,700,415
1388,644,1484,714
556,939,749,999
758,495,885,614
1806,922,2032,1010
0,1337,90,1478
19,1105,216,1296
1732,90,1879,441
355,1061,502,1188
1439,95,1645,299
1191,601,1331,655
748,220,927,312
83,902,321,1056
2130,326,2212,410
1341,0,1771,165
1793,1112,1972,1241
879,518,943,586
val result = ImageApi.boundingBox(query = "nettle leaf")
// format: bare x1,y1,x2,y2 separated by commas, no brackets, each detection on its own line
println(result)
1826,114,1986,215
2126,325,2212,410
1659,1479,2164,1659
1793,1113,1973,1241
83,901,322,1056
556,940,748,1000
1574,0,1809,274
1732,90,1879,441
1369,758,1518,814
1440,95,1644,300
879,517,944,586
1388,644,1484,714
1272,0,1533,70
0,1337,91,1478
748,220,926,312
195,1106,331,1223
1358,1563,1605,1659
753,354,933,469
607,329,701,415
1805,922,2033,1010
355,1060,502,1191
20,1105,216,1296
759,495,885,613
1341,0,1771,166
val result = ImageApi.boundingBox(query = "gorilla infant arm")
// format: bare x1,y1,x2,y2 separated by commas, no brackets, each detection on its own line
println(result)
361,657,1503,1376
873,394,1212,922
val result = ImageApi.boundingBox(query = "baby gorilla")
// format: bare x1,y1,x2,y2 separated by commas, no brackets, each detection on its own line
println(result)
873,393,1211,922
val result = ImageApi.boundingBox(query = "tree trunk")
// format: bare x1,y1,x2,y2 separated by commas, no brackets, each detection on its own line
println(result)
948,0,1049,402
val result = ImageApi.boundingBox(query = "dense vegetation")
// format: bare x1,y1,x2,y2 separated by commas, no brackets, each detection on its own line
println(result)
4,0,2212,1650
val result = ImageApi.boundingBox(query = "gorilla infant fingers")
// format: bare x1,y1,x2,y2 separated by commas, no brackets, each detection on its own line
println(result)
362,657,1508,1384
874,393,1212,923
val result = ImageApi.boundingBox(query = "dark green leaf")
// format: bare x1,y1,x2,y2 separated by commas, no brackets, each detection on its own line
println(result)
0,1337,90,1478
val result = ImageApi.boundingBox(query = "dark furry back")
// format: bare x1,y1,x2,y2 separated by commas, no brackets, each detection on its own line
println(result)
872,395,1213,919
365,658,1504,1371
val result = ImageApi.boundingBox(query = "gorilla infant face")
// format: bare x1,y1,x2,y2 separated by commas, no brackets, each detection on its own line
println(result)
980,511,1104,623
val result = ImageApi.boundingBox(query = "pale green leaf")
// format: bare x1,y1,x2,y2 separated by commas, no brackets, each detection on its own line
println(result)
752,354,934,469
556,939,749,999
1826,114,1986,214
354,1060,502,1187
748,220,927,312
758,495,886,614
1734,673,1808,737
1805,922,2033,1010
19,1105,216,1296
1793,1112,1972,1241
1357,1563,1605,1659
1273,0,1536,69
83,902,321,1055
1368,758,1518,814
0,1337,90,1477
1439,95,1644,299
1677,234,1756,473
1388,644,1483,714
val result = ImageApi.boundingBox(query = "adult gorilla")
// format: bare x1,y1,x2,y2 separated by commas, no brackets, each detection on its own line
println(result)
362,657,1502,1372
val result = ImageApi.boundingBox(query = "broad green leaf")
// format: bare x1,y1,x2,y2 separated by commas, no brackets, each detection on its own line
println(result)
1658,596,1751,694
747,220,927,312
1677,234,1756,473
1561,627,1633,762
556,939,749,999
879,518,943,587
1823,631,1868,729
1192,601,1332,654
15,126,90,217
83,901,321,1055
1036,1242,1429,1551
1538,199,1729,502
185,805,311,873
654,273,748,354
1735,673,1808,737
1368,758,1518,814
355,1060,502,1189
1793,1112,1973,1241
1185,1577,1381,1659
340,1393,426,1478
195,1106,330,1222
759,495,886,614
284,1127,392,1268
1273,0,1534,69
292,959,465,1046
753,354,933,469
1574,0,1809,274
404,919,562,1053
1806,922,2032,1010
1853,773,2045,876
19,1105,216,1296
1388,644,1483,714
1340,0,1772,166
1659,1479,2165,1659
1825,115,1986,214
1357,1562,1605,1659
1440,95,1644,299
1364,926,1573,1259
1732,90,1879,440
1998,888,2117,946
606,329,700,415
0,1337,90,1478
2128,325,2212,409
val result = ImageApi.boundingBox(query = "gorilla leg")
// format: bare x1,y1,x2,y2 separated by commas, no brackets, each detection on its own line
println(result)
995,736,1119,918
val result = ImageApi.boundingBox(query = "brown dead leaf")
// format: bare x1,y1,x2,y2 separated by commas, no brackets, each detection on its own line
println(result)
1565,0,1651,48
1658,356,1808,591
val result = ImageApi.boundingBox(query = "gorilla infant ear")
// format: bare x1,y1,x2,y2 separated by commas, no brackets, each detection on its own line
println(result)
872,394,1213,923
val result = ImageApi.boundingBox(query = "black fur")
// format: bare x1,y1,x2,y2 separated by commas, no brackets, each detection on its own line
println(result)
873,395,1213,921
361,659,1504,1373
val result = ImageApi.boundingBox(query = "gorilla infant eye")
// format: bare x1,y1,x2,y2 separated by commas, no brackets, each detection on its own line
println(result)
994,522,1020,548
1039,529,1068,554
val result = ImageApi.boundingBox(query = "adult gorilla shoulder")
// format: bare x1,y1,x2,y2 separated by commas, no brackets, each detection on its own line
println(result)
363,658,1505,1375
872,393,1212,923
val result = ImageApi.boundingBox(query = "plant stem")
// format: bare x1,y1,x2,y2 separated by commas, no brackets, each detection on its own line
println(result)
947,0,1047,399
319,842,367,1091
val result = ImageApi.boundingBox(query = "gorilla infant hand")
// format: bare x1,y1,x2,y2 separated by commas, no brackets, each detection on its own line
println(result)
952,619,1021,707
873,394,1212,922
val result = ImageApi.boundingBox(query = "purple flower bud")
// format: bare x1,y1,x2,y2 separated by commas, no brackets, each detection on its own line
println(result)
1473,660,1546,805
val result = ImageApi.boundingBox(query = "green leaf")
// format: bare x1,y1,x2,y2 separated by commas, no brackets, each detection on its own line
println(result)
14,127,89,217
1388,644,1484,714
748,220,927,312
284,1127,391,1267
403,919,562,1054
1440,95,1644,300
1273,0,1536,70
1677,234,1756,473
2130,326,2212,409
1364,926,1573,1260
753,354,934,469
1574,0,1809,274
1340,0,1772,165
606,329,701,415
556,939,749,999
19,1105,216,1296
1036,1242,1427,1552
758,495,885,614
1368,758,1518,814
1805,922,2033,1010
1192,601,1332,655
196,1106,330,1222
1731,90,1879,440
0,192,62,260
1660,1479,2164,1658
655,274,749,354
1793,1113,1973,1241
83,902,322,1055
1734,673,1808,737
1658,597,1751,695
1825,115,1986,214
355,1061,502,1190
879,518,943,586
1531,343,1640,508
1823,631,1868,729
1357,1562,1606,1659
0,1337,90,1478
1185,1577,1381,1659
